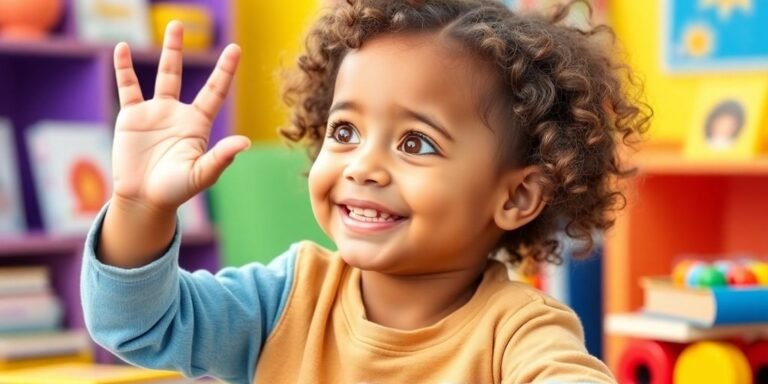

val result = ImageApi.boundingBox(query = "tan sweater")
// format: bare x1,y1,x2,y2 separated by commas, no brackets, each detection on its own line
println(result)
254,242,616,383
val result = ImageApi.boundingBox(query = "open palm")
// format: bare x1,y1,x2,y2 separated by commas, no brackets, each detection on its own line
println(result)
111,21,250,211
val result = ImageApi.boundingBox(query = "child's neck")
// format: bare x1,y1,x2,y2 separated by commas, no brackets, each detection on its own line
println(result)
359,263,487,330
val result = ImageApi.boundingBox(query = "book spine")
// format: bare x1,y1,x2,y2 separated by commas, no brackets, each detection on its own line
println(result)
713,288,768,325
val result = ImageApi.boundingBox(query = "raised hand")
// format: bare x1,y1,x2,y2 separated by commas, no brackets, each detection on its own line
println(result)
98,21,251,268
111,21,251,212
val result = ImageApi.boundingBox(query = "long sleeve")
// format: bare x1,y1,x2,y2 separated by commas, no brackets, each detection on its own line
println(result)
501,295,616,384
80,205,298,384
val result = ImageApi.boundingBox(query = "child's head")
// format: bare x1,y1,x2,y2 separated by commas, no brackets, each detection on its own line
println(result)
281,0,651,272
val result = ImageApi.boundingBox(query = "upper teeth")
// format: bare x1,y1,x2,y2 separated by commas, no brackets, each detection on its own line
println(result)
347,206,393,220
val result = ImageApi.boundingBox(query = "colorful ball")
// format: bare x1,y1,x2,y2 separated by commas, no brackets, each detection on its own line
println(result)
685,264,707,287
749,262,768,285
713,260,736,275
726,265,758,286
673,260,698,286
697,266,727,288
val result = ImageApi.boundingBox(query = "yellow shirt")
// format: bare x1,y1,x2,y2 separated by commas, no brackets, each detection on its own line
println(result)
254,241,615,383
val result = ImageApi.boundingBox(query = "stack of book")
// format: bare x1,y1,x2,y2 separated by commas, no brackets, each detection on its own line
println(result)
0,266,92,370
607,276,768,343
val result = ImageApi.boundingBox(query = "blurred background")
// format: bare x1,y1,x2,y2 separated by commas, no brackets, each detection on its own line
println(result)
1,0,768,383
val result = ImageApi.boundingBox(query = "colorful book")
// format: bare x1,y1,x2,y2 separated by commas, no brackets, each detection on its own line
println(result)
0,266,49,296
0,363,187,384
74,0,152,47
642,277,768,326
0,292,62,332
25,121,113,236
0,330,91,361
0,119,25,236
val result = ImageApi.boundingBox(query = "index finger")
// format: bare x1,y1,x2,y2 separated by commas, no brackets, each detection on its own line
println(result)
191,44,241,121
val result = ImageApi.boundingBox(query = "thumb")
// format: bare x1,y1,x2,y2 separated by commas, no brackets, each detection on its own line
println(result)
193,135,251,189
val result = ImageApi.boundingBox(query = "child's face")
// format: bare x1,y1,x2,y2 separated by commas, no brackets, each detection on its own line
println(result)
308,33,507,274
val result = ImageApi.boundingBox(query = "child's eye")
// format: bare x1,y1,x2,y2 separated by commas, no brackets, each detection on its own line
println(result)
327,121,360,144
399,132,439,155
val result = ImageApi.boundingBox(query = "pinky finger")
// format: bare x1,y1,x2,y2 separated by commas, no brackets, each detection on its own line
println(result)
114,42,144,108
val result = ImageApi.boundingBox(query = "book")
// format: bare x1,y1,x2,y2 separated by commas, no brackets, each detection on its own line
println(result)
0,330,91,361
25,121,113,235
606,312,768,343
0,266,49,296
0,119,25,236
74,0,152,47
0,352,92,371
0,292,62,333
642,277,768,326
0,363,188,384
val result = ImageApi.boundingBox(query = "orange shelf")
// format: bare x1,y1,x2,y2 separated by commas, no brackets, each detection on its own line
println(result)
603,148,768,369
631,150,768,175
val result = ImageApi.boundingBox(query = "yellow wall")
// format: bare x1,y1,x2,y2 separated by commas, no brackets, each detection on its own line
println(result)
610,1,765,146
234,0,322,141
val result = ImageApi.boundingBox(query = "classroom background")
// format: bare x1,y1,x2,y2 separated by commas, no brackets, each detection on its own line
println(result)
0,0,767,383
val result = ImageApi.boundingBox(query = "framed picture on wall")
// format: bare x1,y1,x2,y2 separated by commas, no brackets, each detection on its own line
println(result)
684,80,768,159
663,0,768,72
25,121,113,236
0,119,26,235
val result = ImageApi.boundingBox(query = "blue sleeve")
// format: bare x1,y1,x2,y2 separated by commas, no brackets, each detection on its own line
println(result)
80,205,297,384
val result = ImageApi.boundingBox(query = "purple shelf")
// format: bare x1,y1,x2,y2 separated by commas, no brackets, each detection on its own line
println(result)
0,233,81,256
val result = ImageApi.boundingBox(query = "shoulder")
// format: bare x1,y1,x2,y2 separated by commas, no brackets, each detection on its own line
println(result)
479,261,582,334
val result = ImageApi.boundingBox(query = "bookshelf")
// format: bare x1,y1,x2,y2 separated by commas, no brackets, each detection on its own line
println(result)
0,0,233,363
603,147,768,369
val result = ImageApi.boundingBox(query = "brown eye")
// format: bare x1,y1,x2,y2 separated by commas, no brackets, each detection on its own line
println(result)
328,123,360,144
399,132,438,155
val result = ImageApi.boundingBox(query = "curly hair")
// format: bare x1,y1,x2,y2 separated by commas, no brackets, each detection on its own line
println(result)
281,0,651,266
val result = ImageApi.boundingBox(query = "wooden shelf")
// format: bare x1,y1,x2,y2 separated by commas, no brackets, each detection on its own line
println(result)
632,150,768,175
0,37,222,67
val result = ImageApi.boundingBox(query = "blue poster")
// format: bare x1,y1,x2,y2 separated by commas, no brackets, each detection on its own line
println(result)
665,0,768,72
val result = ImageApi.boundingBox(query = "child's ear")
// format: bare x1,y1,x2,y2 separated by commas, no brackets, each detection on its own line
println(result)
493,166,547,231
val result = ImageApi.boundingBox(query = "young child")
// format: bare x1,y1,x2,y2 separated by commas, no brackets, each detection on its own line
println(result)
82,0,650,383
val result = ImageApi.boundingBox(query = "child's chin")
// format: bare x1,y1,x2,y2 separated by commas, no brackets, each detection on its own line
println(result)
337,244,399,272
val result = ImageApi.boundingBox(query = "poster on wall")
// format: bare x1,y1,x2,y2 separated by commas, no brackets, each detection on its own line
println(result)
0,119,26,236
684,79,768,159
26,121,113,236
664,0,767,72
504,0,608,27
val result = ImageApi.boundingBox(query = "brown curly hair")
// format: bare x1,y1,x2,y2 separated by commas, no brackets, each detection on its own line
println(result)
281,0,651,266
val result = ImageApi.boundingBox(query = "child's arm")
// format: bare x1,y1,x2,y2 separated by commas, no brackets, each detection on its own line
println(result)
82,209,298,382
502,296,616,384
99,20,249,269
82,21,271,382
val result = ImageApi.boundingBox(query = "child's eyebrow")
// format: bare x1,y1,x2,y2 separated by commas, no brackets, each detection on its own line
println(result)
402,108,454,142
329,100,453,142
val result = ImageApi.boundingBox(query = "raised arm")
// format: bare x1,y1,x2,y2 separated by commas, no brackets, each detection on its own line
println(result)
100,21,250,268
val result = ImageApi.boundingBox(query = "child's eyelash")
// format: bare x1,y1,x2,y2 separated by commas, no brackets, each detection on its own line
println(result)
326,120,353,137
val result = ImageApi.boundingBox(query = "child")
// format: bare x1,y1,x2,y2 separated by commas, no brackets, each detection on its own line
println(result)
82,0,650,383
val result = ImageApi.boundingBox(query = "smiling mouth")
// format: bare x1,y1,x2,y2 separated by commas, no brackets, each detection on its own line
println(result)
339,204,406,223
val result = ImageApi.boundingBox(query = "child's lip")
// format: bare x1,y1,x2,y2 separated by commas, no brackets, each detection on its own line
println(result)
336,198,407,218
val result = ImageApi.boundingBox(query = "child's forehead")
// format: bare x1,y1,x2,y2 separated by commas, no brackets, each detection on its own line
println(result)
332,32,501,122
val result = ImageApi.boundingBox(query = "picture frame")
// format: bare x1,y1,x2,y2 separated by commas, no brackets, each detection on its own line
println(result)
684,79,768,159
74,0,152,47
0,119,26,236
25,121,113,236
663,0,768,73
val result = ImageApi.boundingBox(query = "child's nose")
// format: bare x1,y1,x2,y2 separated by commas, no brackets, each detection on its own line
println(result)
342,144,392,187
